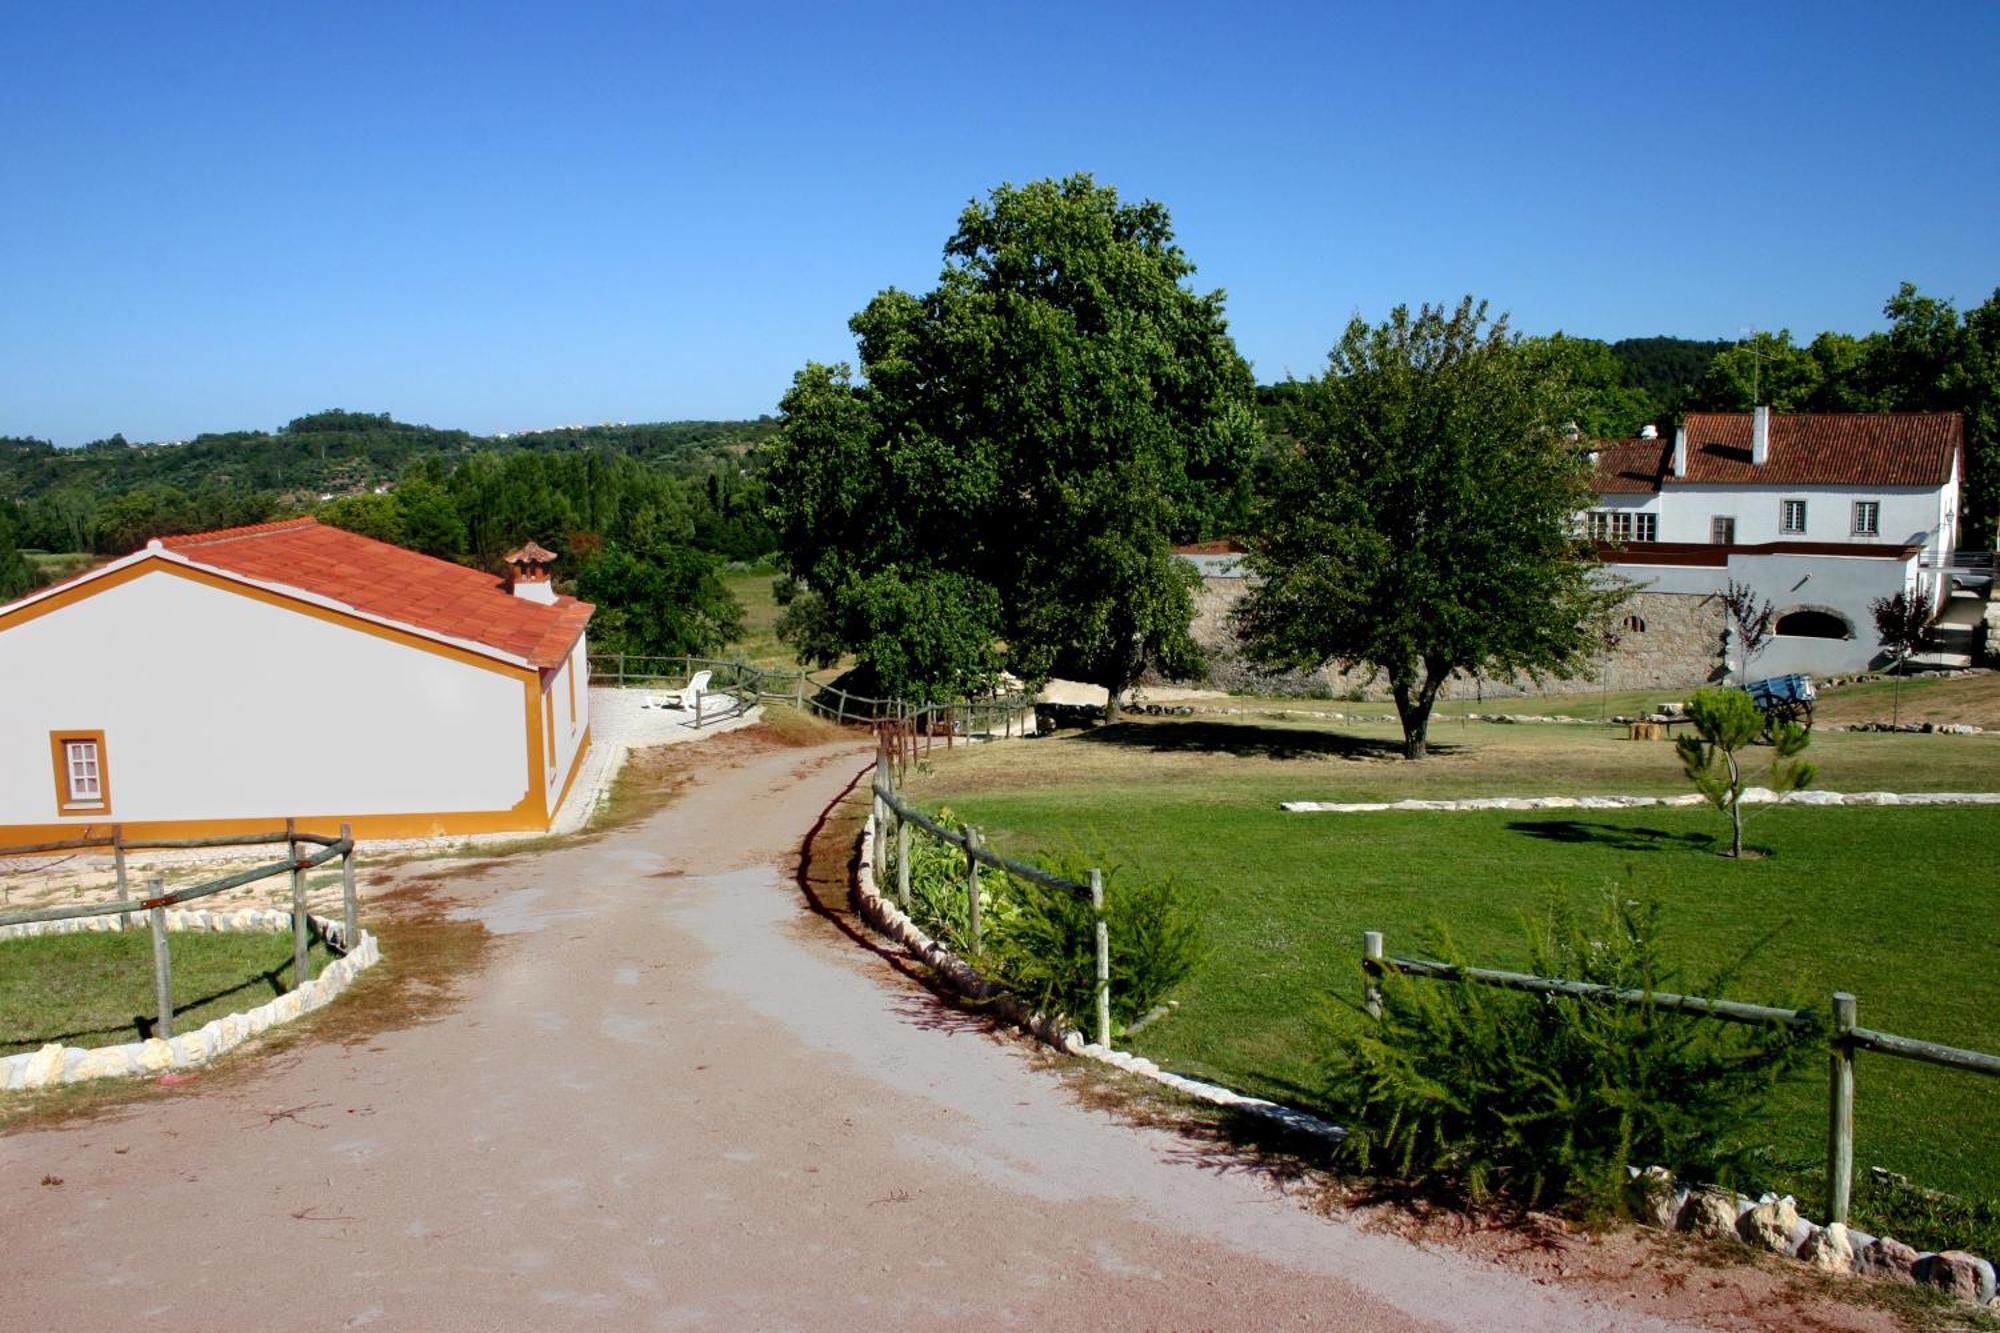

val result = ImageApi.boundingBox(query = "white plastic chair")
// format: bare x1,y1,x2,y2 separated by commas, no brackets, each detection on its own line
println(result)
675,670,713,711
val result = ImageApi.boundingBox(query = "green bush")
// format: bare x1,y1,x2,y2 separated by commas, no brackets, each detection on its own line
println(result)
1327,894,1821,1216
885,813,1203,1033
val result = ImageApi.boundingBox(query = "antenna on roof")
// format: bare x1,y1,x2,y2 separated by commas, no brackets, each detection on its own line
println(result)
1736,324,1774,407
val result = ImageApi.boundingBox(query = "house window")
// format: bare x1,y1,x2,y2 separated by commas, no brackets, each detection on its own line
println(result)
1711,516,1736,544
1633,513,1657,543
49,731,111,815
1853,501,1880,537
1623,615,1647,634
1585,511,1610,541
1610,512,1633,542
1781,499,1808,534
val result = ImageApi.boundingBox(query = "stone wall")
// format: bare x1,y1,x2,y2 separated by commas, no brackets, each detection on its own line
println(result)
1157,576,1727,700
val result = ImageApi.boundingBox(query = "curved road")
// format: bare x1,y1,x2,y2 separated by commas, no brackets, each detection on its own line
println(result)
1,737,1688,1330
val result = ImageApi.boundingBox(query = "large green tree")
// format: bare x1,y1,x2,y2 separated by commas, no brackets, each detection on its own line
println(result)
1236,298,1616,759
765,174,1261,711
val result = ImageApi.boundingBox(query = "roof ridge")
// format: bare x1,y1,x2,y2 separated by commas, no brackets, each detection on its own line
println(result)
158,516,320,548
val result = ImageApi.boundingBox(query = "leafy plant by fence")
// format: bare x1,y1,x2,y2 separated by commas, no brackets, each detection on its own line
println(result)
1359,908,2000,1229
869,740,1201,1043
1336,897,1819,1216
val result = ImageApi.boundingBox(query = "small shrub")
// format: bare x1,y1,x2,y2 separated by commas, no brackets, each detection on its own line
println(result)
1326,894,1821,1216
982,850,1204,1031
885,817,1203,1032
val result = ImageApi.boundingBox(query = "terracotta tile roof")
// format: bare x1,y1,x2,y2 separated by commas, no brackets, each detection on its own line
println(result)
1590,437,1673,494
1676,412,1962,487
1172,540,1247,555
158,518,591,670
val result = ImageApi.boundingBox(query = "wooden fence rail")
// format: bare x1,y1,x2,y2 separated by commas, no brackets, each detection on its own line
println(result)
0,825,362,1042
1360,930,2000,1228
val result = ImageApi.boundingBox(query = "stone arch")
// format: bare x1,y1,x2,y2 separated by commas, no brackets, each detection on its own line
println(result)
1773,605,1853,640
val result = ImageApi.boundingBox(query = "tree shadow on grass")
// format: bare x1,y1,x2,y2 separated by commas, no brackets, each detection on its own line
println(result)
1506,819,1716,854
1075,720,1444,762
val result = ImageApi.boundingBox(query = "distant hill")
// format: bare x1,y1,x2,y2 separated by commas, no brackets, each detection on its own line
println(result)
0,411,779,507
1606,336,1732,421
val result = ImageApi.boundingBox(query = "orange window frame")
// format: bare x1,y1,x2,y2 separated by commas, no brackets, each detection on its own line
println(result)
49,729,112,816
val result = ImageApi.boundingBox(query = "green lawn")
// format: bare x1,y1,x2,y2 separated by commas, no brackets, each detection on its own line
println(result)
907,715,2000,1242
1,929,333,1056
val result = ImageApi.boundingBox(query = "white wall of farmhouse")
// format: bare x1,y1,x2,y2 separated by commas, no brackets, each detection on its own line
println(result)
542,637,591,816
0,568,533,832
1599,548,1922,676
1644,482,1956,555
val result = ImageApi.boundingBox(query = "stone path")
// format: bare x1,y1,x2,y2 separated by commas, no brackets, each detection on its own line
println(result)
0,734,1696,1330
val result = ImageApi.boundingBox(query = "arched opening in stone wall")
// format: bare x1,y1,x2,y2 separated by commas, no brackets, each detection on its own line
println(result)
1774,608,1852,640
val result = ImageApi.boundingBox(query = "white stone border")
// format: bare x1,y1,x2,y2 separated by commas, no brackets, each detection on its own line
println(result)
1281,789,2000,813
854,798,1343,1144
0,909,382,1091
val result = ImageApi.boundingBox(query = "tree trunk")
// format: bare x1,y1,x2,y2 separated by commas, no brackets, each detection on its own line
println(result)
1392,672,1442,760
1726,749,1744,857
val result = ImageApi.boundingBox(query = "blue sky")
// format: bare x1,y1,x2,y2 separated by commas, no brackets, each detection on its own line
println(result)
4,1,1995,445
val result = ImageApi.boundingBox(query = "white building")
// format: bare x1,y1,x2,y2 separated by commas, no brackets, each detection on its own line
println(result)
1586,408,1964,676
0,518,594,844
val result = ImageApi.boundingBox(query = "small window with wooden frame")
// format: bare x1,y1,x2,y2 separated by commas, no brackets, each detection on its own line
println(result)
50,730,111,816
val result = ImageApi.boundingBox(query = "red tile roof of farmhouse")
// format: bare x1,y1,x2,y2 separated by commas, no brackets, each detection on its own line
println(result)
1172,540,1247,555
1591,412,1963,493
159,517,592,669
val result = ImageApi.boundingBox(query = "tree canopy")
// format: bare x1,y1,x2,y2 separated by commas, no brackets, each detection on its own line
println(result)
1237,298,1616,758
765,174,1261,707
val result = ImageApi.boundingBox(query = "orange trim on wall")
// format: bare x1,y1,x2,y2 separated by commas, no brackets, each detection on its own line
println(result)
48,729,111,817
548,725,592,822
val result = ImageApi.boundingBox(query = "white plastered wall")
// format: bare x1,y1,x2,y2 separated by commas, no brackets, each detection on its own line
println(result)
541,632,591,817
0,569,531,826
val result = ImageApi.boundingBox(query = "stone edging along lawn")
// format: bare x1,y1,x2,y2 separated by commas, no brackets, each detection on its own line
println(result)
0,909,382,1091
1281,790,2000,813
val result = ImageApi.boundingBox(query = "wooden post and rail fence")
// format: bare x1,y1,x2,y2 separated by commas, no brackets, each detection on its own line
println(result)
587,652,1034,739
1360,930,2000,1228
0,825,361,1041
868,733,1113,1047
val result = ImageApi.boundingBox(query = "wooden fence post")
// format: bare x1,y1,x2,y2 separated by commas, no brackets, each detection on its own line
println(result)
1363,931,1385,1020
148,876,173,1040
287,818,310,985
871,743,888,888
695,688,705,730
1091,868,1111,1048
896,814,912,909
339,821,357,952
1827,990,1857,1225
964,826,982,952
113,824,130,931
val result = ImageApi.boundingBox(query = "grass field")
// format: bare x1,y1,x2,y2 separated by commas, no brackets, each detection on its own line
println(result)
905,712,2000,1238
1,929,334,1056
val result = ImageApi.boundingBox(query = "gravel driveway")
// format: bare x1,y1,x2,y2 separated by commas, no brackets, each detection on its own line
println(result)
0,735,1692,1331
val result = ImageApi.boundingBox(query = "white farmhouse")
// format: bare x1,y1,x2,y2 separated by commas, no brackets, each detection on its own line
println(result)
1585,408,1964,676
0,518,593,844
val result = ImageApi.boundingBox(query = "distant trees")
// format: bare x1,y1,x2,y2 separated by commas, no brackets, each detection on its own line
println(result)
0,507,37,601
1237,298,1617,759
765,174,1261,707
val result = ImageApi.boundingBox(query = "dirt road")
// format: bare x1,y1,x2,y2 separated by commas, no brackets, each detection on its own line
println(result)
0,737,1692,1330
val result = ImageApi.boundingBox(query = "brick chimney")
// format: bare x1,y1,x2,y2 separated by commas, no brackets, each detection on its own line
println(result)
1751,405,1771,465
504,541,559,605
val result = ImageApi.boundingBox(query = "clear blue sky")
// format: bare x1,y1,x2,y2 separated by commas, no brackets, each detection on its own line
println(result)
4,1,1995,446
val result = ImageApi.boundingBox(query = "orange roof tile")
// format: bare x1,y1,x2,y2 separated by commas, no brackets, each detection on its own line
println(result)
1592,412,1963,494
159,518,591,670
1677,412,1962,487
